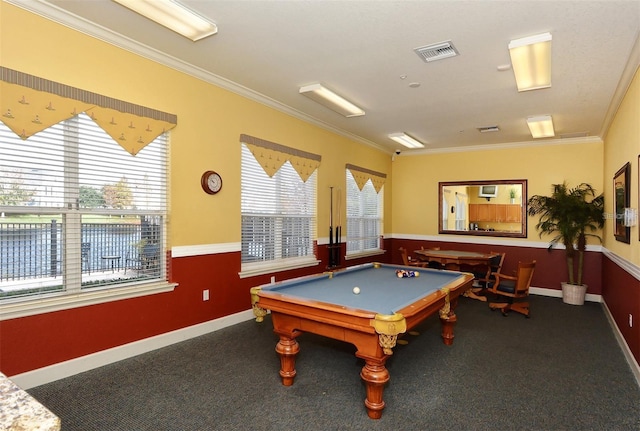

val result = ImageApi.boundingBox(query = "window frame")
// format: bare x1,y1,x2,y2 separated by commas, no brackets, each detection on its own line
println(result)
239,142,320,278
0,115,175,320
345,168,384,259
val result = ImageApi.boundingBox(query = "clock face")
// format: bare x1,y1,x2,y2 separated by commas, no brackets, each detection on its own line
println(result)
201,171,222,194
208,174,221,192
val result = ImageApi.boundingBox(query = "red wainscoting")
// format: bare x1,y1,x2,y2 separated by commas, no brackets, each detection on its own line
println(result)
602,256,640,365
0,243,383,376
3,240,635,378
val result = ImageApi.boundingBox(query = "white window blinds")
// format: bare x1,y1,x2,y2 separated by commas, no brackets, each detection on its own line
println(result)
0,113,167,300
241,139,318,273
346,167,384,254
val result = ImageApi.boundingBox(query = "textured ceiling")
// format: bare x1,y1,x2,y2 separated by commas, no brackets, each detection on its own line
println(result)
14,0,640,154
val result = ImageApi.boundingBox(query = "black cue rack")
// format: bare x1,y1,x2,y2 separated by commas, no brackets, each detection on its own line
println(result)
327,242,341,269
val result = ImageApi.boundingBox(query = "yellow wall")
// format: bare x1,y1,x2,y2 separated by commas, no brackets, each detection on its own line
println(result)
391,141,604,240
1,4,392,247
603,67,640,265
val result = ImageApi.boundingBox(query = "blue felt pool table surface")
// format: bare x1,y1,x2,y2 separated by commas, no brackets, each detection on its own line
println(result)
260,263,467,315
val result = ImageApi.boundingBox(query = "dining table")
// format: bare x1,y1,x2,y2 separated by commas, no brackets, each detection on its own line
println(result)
413,249,501,301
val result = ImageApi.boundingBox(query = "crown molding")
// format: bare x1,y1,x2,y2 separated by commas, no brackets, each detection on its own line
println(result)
407,135,603,156
5,0,387,153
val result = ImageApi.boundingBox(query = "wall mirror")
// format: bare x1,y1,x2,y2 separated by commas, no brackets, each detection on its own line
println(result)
438,180,528,238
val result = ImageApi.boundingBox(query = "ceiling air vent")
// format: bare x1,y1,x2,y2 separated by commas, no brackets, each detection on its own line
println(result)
414,41,459,62
560,132,589,139
478,126,500,133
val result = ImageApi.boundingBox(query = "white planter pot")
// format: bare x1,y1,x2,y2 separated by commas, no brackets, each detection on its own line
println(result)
561,282,587,305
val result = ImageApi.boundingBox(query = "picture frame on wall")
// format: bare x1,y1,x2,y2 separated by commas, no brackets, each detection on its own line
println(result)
613,162,630,243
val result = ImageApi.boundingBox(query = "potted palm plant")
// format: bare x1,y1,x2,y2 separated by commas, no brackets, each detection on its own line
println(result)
527,182,604,305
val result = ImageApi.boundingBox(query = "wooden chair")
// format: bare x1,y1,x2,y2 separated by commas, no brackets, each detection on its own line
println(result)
399,247,428,268
487,260,536,317
474,252,506,289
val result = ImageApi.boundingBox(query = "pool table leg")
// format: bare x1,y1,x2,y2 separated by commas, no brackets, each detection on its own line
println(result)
275,336,300,386
359,358,390,419
439,312,457,345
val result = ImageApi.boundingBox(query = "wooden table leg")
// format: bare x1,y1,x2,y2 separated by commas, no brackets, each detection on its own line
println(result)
464,289,488,302
439,311,457,345
359,359,390,419
275,336,300,386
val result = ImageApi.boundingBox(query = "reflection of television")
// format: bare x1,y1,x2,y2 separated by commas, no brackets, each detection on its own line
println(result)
478,185,498,198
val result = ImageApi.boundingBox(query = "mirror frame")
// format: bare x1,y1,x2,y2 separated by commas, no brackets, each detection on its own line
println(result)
438,179,528,238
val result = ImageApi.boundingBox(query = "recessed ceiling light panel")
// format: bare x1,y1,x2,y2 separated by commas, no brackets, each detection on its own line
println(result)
112,0,218,41
299,83,365,117
509,32,552,91
527,115,555,138
388,133,425,149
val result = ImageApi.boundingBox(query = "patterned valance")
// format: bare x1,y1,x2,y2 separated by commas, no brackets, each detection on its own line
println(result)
240,134,321,182
0,67,177,155
346,163,386,193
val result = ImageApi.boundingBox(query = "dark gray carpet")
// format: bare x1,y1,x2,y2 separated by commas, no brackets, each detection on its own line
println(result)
29,295,640,431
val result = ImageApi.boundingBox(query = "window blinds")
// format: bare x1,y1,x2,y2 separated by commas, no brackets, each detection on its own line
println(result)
240,141,317,271
0,113,167,299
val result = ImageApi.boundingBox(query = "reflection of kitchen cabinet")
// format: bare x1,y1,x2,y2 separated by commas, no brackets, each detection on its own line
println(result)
469,204,478,222
505,204,522,222
479,204,495,221
469,204,521,222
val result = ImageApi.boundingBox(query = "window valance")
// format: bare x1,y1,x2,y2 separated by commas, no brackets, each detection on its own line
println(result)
346,163,386,193
0,67,177,155
240,134,321,182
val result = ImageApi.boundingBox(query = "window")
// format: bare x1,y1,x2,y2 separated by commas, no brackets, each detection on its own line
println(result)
240,142,318,275
455,193,467,231
0,114,168,302
346,168,383,255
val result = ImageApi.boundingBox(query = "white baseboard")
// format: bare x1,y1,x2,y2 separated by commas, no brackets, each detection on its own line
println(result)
11,309,256,390
602,301,640,388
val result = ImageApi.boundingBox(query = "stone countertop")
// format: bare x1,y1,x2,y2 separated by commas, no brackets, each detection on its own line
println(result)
0,372,61,431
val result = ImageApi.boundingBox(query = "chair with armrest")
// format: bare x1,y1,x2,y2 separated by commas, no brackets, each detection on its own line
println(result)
487,260,536,317
399,247,428,268
474,252,506,289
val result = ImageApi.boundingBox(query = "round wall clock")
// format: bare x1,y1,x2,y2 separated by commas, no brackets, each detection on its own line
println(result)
201,170,222,194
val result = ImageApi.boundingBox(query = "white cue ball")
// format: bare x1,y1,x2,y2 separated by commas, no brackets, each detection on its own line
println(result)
353,286,361,294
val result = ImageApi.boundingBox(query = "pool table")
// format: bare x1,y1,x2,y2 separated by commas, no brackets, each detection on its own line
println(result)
250,262,474,419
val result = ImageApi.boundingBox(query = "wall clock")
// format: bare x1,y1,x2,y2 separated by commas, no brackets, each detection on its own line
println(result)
201,170,222,194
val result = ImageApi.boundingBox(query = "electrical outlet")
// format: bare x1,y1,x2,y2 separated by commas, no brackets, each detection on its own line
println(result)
630,314,633,328
203,289,209,301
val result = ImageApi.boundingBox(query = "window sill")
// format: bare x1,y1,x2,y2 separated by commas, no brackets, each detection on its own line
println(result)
345,249,386,260
0,281,177,321
239,257,321,279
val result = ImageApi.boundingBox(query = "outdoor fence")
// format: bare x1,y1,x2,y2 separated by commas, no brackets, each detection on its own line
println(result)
0,218,159,282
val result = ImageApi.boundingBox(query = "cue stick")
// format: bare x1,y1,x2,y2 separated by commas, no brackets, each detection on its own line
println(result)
336,188,341,244
329,187,334,266
335,188,341,266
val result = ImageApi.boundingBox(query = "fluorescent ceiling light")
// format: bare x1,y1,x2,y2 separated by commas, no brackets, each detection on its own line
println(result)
388,133,425,149
509,32,552,91
527,115,555,138
112,0,217,41
299,84,365,117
